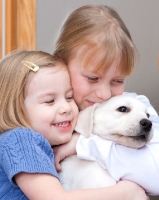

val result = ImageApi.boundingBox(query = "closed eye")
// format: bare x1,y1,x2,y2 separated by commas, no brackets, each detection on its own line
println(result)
45,99,54,104
115,79,125,84
117,106,130,113
111,80,125,87
86,76,99,82
66,96,73,101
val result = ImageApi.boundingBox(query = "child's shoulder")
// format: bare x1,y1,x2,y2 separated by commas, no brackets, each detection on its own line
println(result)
0,127,59,186
0,127,51,157
1,127,42,144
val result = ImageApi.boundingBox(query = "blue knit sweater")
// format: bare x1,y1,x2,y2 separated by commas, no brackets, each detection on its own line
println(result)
0,127,59,200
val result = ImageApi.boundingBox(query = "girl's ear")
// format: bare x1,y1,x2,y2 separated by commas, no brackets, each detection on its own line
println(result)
75,103,99,137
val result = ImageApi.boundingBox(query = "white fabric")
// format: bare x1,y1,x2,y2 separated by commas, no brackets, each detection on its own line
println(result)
76,93,159,196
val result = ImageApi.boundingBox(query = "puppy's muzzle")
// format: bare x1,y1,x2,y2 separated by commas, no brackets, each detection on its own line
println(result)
129,118,152,145
140,119,152,132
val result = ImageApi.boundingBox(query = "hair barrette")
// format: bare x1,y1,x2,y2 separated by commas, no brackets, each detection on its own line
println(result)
22,61,39,72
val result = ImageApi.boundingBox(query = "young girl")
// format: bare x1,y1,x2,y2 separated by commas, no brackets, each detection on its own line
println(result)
53,4,159,197
0,50,146,200
54,5,138,111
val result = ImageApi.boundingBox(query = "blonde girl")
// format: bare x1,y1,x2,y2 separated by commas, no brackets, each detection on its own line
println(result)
0,50,146,200
54,5,159,199
55,5,137,112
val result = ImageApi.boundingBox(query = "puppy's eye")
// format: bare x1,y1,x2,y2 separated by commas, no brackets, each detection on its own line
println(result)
117,106,130,113
147,113,150,118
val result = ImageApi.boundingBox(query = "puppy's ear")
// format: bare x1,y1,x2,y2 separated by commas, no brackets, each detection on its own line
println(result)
75,103,99,138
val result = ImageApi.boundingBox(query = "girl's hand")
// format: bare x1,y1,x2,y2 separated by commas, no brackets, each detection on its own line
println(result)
116,180,150,200
53,132,80,171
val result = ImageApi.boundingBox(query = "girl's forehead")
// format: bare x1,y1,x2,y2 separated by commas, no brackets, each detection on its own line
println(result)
27,67,57,83
24,66,68,97
70,48,122,75
84,61,124,76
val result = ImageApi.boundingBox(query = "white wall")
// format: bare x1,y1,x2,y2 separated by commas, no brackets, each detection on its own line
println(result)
36,1,159,199
36,0,159,115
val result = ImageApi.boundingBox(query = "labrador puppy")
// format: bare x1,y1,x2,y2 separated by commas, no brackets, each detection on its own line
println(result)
59,95,153,191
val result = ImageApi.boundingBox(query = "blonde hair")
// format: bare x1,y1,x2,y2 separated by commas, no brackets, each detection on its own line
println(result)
55,5,138,75
0,50,65,133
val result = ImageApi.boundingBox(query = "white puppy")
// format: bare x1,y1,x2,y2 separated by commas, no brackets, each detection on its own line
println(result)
59,95,153,191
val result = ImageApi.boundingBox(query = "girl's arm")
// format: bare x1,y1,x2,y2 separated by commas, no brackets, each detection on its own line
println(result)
15,172,149,200
77,133,159,196
53,134,149,200
54,132,79,171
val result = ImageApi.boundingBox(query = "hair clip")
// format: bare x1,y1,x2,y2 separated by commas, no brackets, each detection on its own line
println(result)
22,61,39,72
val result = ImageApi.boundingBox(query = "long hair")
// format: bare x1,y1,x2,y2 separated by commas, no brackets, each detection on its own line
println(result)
0,50,65,133
55,5,138,75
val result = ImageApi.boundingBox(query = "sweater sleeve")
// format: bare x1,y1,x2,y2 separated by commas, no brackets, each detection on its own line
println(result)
1,127,59,186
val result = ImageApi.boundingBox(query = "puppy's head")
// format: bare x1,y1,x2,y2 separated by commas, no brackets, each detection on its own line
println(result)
75,95,153,149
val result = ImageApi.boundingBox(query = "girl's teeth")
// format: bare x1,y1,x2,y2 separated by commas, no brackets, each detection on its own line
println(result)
54,122,70,127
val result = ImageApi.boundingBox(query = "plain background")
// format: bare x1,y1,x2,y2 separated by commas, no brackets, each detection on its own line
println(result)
36,1,159,199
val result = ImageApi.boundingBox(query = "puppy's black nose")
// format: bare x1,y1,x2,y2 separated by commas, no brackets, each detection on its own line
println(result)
140,119,152,132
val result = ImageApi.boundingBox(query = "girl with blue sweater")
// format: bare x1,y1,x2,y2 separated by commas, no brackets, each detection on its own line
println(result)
0,50,145,200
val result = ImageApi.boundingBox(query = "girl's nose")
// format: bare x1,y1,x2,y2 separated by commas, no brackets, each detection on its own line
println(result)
58,101,71,114
95,87,111,101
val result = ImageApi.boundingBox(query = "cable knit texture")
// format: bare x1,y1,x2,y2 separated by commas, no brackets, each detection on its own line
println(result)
0,127,59,200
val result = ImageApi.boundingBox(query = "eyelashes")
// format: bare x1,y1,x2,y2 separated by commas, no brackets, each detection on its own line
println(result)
86,76,125,85
45,96,74,104
87,76,99,82
45,99,55,104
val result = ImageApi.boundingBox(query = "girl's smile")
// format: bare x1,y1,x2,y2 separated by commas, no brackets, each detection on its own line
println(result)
24,66,79,146
53,120,72,131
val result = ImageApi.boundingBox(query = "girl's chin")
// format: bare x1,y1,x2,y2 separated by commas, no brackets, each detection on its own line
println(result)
50,136,72,146
79,102,91,111
60,135,72,145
